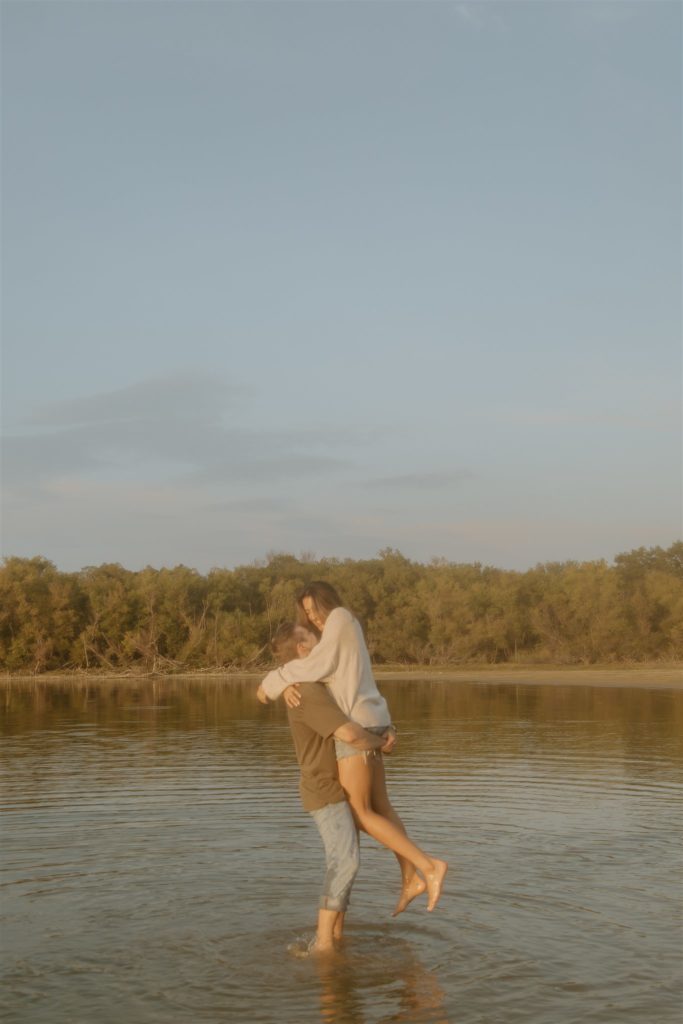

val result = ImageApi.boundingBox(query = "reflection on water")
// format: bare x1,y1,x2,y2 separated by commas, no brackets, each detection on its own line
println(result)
314,933,449,1024
1,677,682,1024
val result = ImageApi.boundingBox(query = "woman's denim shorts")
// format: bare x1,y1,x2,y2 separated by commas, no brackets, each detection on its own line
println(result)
334,724,390,761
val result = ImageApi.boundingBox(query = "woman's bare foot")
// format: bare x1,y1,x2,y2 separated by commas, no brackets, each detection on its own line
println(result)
392,873,427,916
425,860,448,912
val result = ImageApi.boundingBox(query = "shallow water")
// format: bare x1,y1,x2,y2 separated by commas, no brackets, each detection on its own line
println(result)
1,677,682,1024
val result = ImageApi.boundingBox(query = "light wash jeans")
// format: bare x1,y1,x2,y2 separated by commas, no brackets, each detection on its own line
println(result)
309,801,360,912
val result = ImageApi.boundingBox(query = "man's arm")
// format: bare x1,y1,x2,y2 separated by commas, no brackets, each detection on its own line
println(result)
281,681,397,754
333,722,396,753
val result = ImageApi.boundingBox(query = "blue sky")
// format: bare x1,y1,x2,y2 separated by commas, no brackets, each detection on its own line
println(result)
2,0,681,572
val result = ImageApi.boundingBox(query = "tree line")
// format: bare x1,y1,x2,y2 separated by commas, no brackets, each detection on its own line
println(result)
0,544,681,673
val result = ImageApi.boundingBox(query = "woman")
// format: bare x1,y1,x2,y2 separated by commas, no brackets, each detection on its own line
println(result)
259,581,447,914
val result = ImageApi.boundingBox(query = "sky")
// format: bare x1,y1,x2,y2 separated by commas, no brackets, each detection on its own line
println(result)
1,0,681,574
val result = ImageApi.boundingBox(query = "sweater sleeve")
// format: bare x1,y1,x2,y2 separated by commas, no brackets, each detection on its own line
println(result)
260,668,289,701
279,610,343,681
259,609,346,700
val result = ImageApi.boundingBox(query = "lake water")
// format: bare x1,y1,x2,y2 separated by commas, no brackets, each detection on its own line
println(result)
1,676,682,1024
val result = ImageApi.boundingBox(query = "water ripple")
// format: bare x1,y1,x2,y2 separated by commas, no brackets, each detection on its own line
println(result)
1,678,682,1024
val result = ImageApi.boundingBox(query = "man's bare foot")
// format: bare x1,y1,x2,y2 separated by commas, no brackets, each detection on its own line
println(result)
425,860,448,912
307,937,337,956
392,873,427,916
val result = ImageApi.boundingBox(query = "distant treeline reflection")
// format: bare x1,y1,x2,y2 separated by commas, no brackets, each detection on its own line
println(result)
1,544,681,673
3,679,681,758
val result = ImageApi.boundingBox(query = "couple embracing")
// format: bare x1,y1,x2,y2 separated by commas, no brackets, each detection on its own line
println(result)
257,581,448,954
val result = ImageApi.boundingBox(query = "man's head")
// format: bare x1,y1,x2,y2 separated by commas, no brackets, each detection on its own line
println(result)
271,622,317,665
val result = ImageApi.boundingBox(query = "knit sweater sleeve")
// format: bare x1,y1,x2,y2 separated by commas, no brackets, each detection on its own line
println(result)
260,668,289,701
258,609,346,700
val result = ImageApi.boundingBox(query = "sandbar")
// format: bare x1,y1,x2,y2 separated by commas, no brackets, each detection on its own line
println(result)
2,665,680,689
375,666,682,689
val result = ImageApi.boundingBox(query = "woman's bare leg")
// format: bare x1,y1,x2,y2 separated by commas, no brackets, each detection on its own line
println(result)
370,756,427,915
337,754,447,912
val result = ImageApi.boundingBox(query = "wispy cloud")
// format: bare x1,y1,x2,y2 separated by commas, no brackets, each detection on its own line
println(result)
28,371,240,427
364,470,475,490
185,453,351,486
214,496,285,514
452,3,506,32
3,371,360,488
497,405,678,432
577,3,644,27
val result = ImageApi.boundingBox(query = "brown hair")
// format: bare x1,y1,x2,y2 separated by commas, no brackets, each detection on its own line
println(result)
295,581,345,637
271,623,301,665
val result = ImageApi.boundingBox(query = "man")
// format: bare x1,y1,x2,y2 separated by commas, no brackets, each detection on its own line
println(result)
257,623,395,954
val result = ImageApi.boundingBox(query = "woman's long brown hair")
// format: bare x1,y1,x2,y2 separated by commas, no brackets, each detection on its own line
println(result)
295,581,345,638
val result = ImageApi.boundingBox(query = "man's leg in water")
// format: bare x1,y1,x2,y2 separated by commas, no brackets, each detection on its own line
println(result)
309,801,360,952
320,909,346,946
316,909,339,952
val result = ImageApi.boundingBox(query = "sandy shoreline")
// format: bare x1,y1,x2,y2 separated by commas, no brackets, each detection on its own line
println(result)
2,665,681,689
374,666,683,689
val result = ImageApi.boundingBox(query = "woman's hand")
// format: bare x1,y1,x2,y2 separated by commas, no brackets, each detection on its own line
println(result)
283,684,302,709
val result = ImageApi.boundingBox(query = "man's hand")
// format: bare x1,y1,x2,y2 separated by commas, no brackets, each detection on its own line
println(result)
283,684,302,709
256,684,270,705
381,726,397,755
